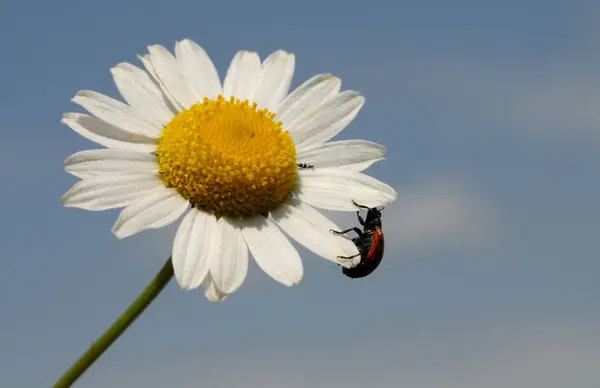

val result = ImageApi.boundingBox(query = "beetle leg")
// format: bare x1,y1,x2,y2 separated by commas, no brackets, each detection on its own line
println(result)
356,212,365,226
330,227,363,237
351,200,371,210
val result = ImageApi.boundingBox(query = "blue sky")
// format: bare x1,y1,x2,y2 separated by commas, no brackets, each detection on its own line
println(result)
1,0,599,387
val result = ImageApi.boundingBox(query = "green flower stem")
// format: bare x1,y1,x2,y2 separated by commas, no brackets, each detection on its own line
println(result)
53,256,175,388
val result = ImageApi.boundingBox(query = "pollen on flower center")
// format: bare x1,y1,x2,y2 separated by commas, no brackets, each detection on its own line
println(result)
156,95,297,218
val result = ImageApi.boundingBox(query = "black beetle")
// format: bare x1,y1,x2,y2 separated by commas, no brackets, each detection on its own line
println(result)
330,201,385,278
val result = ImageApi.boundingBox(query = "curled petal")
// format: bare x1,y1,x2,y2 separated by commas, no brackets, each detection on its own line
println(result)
297,140,386,172
175,39,222,100
252,50,295,112
112,188,189,239
223,50,262,100
209,219,249,294
172,209,218,289
61,174,163,211
296,169,397,211
271,199,360,268
64,149,158,179
110,62,176,126
200,273,228,303
275,73,341,129
290,91,365,149
61,113,156,153
147,44,197,110
240,216,303,287
72,90,162,139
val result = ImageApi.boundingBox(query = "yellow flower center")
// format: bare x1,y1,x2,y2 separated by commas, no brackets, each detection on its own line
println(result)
156,95,297,218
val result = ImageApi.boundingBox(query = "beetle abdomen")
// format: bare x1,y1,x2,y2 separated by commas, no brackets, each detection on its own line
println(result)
342,231,384,278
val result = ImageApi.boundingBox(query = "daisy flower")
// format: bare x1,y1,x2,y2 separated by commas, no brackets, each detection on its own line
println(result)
61,39,397,302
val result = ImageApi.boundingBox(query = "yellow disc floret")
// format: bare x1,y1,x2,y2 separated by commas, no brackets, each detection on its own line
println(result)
156,95,297,218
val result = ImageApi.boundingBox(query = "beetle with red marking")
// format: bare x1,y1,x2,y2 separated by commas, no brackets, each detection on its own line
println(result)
330,201,385,278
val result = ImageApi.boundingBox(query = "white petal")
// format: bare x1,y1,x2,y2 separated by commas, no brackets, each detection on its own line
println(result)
297,140,386,172
64,149,158,179
112,188,189,239
138,54,183,112
138,54,159,80
72,90,162,139
61,174,164,211
147,45,197,110
296,169,397,211
110,62,176,126
62,113,156,153
172,209,218,289
200,273,228,303
252,50,295,112
290,91,365,149
275,73,341,128
241,216,303,287
209,218,248,294
175,39,222,100
271,198,361,268
222,50,262,100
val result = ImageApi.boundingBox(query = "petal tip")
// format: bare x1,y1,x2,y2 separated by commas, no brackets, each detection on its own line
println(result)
61,113,76,123
111,228,128,240
111,221,134,239
60,193,70,206
204,290,228,303
147,44,169,56
289,265,304,286
178,38,197,48
74,90,91,98
175,278,197,291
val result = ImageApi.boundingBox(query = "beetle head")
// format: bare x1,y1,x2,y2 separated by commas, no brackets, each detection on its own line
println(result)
365,206,383,228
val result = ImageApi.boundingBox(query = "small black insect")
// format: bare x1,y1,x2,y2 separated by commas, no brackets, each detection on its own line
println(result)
296,163,315,169
330,201,385,278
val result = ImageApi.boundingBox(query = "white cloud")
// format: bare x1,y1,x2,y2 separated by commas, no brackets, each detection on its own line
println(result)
383,177,498,252
323,176,499,255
